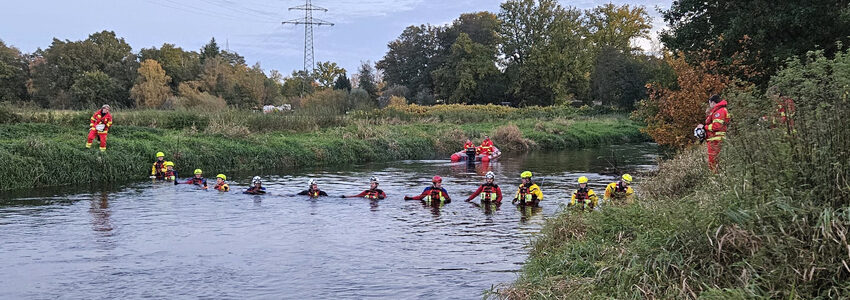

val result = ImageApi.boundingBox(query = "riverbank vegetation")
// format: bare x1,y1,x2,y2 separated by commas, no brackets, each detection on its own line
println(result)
0,103,646,191
498,34,850,300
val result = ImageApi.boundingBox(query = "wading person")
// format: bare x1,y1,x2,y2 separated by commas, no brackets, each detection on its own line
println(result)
512,171,542,206
405,176,451,204
341,177,386,200
150,152,166,180
214,174,230,192
298,179,328,198
570,176,599,211
85,104,113,151
244,176,267,195
696,94,729,172
163,161,177,181
175,169,208,189
604,174,634,205
466,171,502,205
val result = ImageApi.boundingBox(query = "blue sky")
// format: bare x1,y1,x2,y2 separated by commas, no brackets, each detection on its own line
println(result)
0,0,669,76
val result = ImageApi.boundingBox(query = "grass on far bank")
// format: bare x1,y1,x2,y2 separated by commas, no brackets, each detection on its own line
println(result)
0,104,646,191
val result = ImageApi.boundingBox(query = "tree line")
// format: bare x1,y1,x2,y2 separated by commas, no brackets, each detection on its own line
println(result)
1,0,848,111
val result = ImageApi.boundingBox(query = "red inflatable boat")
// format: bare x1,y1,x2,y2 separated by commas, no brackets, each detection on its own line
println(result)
450,147,501,163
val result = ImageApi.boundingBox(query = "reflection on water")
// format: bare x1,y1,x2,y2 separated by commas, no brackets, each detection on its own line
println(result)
0,143,658,299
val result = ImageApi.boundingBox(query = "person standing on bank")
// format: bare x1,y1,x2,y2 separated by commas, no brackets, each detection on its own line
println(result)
696,94,729,172
86,104,113,152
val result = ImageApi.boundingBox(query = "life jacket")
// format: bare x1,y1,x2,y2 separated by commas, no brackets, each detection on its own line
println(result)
464,142,476,151
480,183,498,202
423,188,446,204
214,182,229,192
152,161,165,178
574,188,590,204
188,177,206,186
365,189,383,200
518,184,537,204
308,189,322,198
164,170,176,181
615,182,627,193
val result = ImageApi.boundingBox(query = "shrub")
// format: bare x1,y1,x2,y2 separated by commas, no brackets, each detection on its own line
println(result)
493,124,535,151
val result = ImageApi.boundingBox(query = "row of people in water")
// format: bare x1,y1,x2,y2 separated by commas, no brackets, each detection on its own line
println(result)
155,165,634,210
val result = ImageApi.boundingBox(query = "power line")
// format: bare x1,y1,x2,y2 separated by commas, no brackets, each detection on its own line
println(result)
282,0,334,98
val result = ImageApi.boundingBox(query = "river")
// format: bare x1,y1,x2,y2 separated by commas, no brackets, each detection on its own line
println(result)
0,143,658,299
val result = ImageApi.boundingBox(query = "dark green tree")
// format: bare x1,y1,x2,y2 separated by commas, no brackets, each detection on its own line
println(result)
356,61,378,100
0,40,29,102
29,30,137,108
590,47,650,109
200,37,221,64
70,70,124,108
333,73,351,92
139,43,202,90
432,33,503,104
376,25,441,96
499,0,591,106
660,0,850,85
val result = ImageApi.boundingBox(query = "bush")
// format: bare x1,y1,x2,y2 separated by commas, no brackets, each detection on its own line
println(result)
493,124,535,151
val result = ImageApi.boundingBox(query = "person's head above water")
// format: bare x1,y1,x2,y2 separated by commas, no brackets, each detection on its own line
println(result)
578,176,588,189
216,174,227,183
432,175,442,188
485,171,495,183
308,178,318,190
156,152,164,161
252,176,262,187
521,171,532,184
193,169,203,178
370,176,379,189
164,161,174,170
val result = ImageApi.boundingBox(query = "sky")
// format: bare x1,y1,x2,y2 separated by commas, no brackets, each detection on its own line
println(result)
0,0,669,76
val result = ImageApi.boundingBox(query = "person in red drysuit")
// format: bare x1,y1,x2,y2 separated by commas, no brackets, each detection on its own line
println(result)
86,104,113,151
696,94,730,172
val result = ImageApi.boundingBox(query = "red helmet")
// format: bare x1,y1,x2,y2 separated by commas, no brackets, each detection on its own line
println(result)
432,175,442,183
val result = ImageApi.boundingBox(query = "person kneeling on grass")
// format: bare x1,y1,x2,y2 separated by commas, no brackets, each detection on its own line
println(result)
298,179,329,198
341,177,386,200
604,174,634,205
244,176,267,195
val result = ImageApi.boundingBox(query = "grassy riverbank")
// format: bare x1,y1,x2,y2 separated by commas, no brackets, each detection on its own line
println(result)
0,104,646,191
499,52,850,299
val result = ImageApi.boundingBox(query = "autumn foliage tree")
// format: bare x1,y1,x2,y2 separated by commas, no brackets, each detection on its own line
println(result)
633,55,729,148
130,59,172,108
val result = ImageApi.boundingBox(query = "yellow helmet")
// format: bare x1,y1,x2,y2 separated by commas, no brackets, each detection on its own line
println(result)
216,174,227,180
521,171,532,178
164,161,174,167
622,174,633,183
578,176,588,184
156,152,165,157
194,169,203,175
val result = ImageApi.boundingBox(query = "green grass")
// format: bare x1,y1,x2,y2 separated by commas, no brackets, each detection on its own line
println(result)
498,50,850,299
0,106,646,190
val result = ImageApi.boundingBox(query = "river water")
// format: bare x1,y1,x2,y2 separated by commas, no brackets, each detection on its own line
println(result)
0,143,658,299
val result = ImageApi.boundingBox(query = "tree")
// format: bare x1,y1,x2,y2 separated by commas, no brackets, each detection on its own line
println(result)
70,70,124,109
139,43,202,90
584,4,652,53
131,59,172,108
660,0,850,86
0,40,28,102
282,70,315,99
314,61,346,89
499,0,591,106
30,31,137,108
432,33,502,104
333,73,351,92
200,38,221,64
376,25,441,96
439,12,501,50
633,55,731,148
356,61,378,100
590,47,652,108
